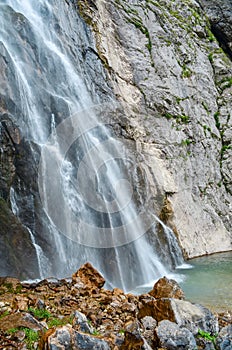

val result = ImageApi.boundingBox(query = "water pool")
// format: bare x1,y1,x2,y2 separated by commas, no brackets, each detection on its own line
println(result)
178,252,232,312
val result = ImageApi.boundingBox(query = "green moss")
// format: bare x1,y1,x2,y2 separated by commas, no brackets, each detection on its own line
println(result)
164,113,190,124
208,52,213,63
181,139,192,146
182,65,192,78
214,112,220,129
206,28,215,42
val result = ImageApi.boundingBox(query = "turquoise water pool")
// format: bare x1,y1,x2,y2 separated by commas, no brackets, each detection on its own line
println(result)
178,252,232,312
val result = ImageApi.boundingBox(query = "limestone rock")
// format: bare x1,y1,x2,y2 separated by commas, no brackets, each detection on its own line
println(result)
170,299,219,335
120,321,144,350
46,326,111,350
141,316,157,348
149,277,184,300
155,320,197,350
0,312,43,332
199,0,232,59
216,324,232,350
72,262,105,291
138,298,175,322
138,297,218,335
73,310,94,334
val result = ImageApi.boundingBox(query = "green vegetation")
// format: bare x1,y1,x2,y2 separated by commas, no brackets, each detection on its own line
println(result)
7,327,39,350
181,139,192,146
0,310,10,319
47,316,73,328
214,112,220,129
28,307,51,320
165,113,190,124
208,52,213,63
182,65,192,78
206,28,215,42
24,328,39,350
198,329,217,344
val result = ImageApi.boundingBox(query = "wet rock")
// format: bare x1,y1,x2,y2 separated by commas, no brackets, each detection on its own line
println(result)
155,319,197,350
0,199,40,280
72,262,105,291
0,312,44,332
149,277,185,300
216,324,232,350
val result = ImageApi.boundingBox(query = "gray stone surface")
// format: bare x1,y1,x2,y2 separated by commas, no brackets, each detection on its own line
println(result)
155,319,197,349
79,0,232,258
171,299,219,335
217,324,232,350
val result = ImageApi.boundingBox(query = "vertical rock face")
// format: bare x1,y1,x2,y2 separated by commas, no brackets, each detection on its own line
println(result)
78,0,232,258
199,0,232,59
0,0,231,279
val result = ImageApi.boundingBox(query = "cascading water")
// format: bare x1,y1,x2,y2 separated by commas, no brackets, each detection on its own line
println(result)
0,0,184,290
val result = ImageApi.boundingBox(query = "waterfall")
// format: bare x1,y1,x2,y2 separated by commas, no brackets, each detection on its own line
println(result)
0,0,184,291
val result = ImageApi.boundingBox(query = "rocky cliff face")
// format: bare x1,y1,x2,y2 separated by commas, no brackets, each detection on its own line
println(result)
78,0,232,258
0,0,231,279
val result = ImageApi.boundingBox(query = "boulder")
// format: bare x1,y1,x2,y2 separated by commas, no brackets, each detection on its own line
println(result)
0,312,43,332
120,321,145,350
72,263,105,291
141,316,157,348
216,324,232,350
73,310,94,334
138,298,219,335
155,320,197,350
170,300,219,335
149,277,184,300
46,326,111,350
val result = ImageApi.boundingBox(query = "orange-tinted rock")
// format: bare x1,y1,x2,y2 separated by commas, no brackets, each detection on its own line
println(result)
0,312,43,332
72,263,105,290
149,277,184,300
138,299,175,322
13,296,29,311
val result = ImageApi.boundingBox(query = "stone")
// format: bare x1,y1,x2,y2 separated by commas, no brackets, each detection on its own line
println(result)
216,324,232,350
13,296,29,311
141,316,157,348
170,300,219,335
73,310,94,334
46,326,111,350
0,312,44,332
72,263,105,291
138,297,218,335
149,277,184,300
138,298,175,322
120,321,144,350
155,320,197,350
73,331,111,350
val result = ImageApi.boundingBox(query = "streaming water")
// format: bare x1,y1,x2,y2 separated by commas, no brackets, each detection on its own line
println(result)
0,0,185,290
